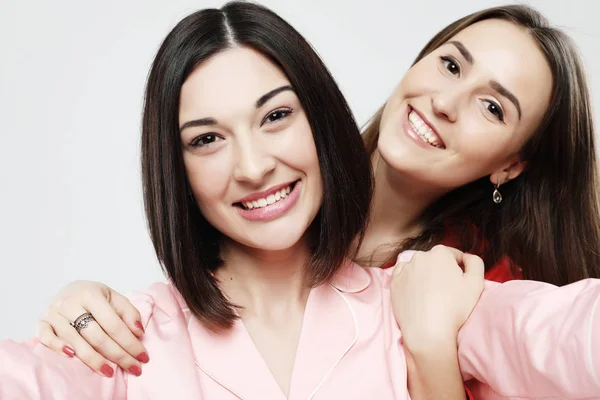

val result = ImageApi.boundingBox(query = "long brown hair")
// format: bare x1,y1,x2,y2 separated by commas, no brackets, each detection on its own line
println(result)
142,2,372,330
363,5,600,285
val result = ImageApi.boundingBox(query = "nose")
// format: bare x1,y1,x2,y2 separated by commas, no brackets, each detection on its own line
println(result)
232,137,276,185
431,89,461,123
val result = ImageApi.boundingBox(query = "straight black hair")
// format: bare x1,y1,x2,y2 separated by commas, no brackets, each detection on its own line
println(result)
142,1,373,330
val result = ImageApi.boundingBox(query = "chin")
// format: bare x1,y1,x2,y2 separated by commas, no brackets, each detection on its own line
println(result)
376,134,406,169
238,227,309,253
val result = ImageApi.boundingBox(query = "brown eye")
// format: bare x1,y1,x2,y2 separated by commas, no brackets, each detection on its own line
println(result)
262,108,293,125
483,100,505,122
190,134,221,147
440,56,460,76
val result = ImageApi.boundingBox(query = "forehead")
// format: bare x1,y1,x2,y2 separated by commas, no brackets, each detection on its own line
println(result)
449,19,552,120
179,47,290,122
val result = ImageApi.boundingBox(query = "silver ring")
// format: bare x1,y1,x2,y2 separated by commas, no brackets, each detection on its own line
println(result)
70,312,96,334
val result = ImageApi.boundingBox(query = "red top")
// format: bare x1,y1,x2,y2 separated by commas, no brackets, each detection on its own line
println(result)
381,229,523,282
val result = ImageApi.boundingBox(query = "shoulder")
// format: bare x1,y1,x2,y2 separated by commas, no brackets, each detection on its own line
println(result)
125,281,189,329
330,260,393,293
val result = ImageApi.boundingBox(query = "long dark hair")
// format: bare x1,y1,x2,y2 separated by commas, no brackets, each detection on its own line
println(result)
141,2,372,330
364,5,600,285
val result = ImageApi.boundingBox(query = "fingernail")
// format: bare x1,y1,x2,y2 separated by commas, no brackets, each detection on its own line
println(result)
128,365,142,376
135,321,145,333
398,250,416,262
137,352,150,363
100,364,114,377
62,345,75,358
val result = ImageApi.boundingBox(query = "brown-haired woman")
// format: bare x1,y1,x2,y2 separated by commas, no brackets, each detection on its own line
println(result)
30,3,600,399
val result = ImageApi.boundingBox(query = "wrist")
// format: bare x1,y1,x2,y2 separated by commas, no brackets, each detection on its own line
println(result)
402,329,458,358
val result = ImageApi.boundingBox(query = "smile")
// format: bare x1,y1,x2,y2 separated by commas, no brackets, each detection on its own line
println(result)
407,109,445,149
241,184,293,210
234,180,301,222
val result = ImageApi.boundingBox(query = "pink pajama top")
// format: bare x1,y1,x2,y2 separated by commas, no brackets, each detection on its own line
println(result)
0,262,598,399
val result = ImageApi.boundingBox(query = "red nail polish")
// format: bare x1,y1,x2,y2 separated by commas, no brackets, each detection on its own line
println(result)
62,345,75,357
135,321,145,333
136,352,150,363
100,364,114,377
128,365,142,376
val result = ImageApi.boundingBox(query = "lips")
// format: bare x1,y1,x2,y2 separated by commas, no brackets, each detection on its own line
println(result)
238,182,295,210
235,180,302,222
407,107,446,149
234,180,298,207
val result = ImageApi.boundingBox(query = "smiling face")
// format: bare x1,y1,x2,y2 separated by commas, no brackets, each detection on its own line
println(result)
178,47,323,252
377,19,553,189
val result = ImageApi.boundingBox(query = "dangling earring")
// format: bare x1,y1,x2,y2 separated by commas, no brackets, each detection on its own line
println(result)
492,178,503,204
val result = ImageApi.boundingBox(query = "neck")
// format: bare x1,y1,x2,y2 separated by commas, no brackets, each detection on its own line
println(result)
357,150,444,265
217,238,311,319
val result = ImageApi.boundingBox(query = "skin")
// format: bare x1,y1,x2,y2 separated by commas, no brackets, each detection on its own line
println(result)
371,19,552,399
178,47,323,395
39,18,554,400
360,19,552,265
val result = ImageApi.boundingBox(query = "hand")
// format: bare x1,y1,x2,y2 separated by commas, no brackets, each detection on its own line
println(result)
391,245,484,353
37,280,148,377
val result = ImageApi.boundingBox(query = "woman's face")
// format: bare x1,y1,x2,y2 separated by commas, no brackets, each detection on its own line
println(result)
178,47,323,251
378,19,553,189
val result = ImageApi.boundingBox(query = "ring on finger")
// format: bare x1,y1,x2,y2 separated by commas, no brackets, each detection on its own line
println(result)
70,312,96,334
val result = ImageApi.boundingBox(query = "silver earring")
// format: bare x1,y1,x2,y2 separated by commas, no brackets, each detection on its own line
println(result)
492,179,503,204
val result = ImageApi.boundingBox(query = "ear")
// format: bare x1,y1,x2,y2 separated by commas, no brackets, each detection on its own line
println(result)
489,156,527,185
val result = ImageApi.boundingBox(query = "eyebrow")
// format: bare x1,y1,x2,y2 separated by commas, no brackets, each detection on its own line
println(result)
490,80,522,120
179,85,295,132
447,40,522,120
256,85,294,108
448,41,473,64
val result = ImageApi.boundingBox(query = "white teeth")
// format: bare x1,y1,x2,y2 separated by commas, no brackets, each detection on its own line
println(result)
408,110,442,148
241,184,294,210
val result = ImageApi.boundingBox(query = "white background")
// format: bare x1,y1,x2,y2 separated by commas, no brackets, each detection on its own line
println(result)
1,0,598,340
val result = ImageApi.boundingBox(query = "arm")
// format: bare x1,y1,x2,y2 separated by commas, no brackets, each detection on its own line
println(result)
458,279,600,398
36,280,148,376
0,289,157,399
391,247,484,400
404,339,469,400
0,338,127,399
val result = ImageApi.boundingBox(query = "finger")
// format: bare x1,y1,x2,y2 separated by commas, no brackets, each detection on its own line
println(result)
431,244,465,263
392,262,405,277
59,305,143,377
37,320,75,358
108,291,145,338
44,310,117,378
462,253,485,281
83,292,149,363
393,250,419,276
398,250,418,263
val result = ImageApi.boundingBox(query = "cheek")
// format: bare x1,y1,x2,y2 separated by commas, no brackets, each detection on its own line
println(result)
184,152,232,211
280,118,323,202
278,116,321,175
397,61,440,97
452,124,516,174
